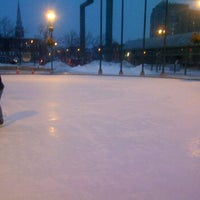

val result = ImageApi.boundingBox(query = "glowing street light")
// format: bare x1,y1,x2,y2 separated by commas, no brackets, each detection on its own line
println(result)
47,10,56,22
46,10,56,71
161,0,168,77
196,0,200,7
189,0,200,9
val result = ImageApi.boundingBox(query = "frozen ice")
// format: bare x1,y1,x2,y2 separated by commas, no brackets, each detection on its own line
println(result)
0,63,200,200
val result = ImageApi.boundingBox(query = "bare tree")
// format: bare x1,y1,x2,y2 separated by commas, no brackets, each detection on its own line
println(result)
59,30,105,49
62,30,80,47
38,23,49,40
85,32,95,48
0,17,14,38
90,34,105,48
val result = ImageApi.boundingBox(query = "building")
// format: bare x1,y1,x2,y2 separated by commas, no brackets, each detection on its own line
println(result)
0,1,46,64
150,1,200,37
122,1,200,68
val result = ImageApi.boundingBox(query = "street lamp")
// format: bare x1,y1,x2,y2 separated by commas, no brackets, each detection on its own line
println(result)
190,0,200,9
98,0,103,75
30,39,36,65
161,0,168,77
46,10,56,71
119,0,124,75
140,0,147,76
198,0,200,7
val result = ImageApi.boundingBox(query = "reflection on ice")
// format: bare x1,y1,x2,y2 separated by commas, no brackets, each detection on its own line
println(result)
49,126,58,138
48,112,59,137
48,111,59,122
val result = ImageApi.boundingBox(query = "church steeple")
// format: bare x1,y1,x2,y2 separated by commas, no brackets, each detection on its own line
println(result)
15,0,24,38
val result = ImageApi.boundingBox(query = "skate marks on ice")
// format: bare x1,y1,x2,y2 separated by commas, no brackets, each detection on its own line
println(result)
3,110,37,126
188,137,200,158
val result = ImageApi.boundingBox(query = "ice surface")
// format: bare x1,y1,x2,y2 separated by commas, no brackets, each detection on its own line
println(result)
0,73,200,200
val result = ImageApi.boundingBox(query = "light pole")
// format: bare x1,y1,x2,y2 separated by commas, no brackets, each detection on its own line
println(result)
119,0,124,75
46,10,56,71
141,0,147,76
161,0,168,76
98,0,103,75
30,39,36,66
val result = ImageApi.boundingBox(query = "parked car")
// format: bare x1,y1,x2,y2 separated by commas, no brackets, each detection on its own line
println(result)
0,56,18,64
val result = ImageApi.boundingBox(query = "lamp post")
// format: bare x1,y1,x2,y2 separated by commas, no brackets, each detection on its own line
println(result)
46,10,56,71
141,0,147,76
30,39,36,66
98,0,103,75
161,0,168,76
119,0,124,75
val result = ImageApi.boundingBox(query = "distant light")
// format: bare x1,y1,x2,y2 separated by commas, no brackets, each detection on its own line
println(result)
157,28,165,35
126,52,130,58
197,1,200,8
46,10,56,22
190,1,200,10
158,29,162,35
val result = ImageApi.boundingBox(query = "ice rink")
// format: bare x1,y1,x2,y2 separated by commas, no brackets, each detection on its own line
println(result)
0,74,200,200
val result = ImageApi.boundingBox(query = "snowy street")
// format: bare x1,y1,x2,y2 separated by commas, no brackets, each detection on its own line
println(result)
0,74,200,200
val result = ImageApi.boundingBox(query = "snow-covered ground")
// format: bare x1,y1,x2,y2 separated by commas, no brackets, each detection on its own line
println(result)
1,60,200,77
0,62,200,200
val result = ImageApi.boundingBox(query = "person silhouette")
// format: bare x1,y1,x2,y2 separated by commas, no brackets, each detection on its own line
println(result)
0,74,4,125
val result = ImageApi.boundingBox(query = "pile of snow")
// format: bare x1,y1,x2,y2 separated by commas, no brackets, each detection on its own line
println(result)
43,60,200,77
44,60,159,76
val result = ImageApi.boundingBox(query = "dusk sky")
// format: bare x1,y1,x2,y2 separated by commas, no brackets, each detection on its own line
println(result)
0,0,195,42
